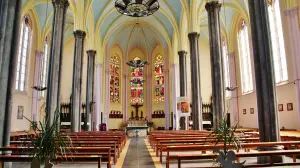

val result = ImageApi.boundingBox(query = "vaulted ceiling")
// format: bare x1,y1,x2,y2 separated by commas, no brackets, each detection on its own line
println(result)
21,0,250,53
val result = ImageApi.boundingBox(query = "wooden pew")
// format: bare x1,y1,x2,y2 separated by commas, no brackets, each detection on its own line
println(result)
175,150,300,168
0,155,102,168
154,137,259,154
10,140,118,164
0,146,111,168
164,141,300,168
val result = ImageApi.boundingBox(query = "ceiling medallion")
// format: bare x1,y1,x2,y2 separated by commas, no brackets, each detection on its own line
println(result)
115,0,160,17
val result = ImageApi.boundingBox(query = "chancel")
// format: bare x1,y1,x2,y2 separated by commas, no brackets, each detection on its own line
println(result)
1,0,300,167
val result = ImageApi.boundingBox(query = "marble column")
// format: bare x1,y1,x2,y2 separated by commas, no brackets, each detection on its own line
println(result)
178,50,188,97
0,2,21,168
32,51,44,122
164,69,170,129
46,0,69,128
188,32,203,130
228,53,238,123
85,50,96,131
205,1,225,130
171,64,179,130
94,63,103,130
248,0,282,163
71,30,86,132
284,7,300,127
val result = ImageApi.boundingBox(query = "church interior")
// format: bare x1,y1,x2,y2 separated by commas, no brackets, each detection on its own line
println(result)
1,0,300,167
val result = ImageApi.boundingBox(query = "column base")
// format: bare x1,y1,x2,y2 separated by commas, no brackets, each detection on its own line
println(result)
257,146,283,164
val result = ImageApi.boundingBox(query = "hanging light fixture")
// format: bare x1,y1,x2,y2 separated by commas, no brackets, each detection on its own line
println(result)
32,0,49,92
126,22,150,68
115,0,160,17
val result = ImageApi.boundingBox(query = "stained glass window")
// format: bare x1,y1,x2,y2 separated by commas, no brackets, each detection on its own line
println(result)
130,57,144,104
154,55,164,102
268,0,288,83
110,55,120,103
16,16,31,91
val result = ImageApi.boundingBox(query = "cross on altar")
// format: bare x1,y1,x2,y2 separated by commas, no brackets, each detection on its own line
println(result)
131,103,143,119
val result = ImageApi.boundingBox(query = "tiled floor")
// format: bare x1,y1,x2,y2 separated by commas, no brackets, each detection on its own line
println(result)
122,138,155,168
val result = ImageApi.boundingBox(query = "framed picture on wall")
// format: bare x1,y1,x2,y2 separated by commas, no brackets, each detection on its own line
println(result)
278,104,283,112
287,103,293,111
243,109,246,114
250,108,254,114
17,106,24,119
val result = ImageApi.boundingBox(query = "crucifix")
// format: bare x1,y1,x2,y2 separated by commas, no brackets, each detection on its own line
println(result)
131,103,143,120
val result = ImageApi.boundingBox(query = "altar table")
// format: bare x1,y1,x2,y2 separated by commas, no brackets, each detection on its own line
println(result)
126,126,148,137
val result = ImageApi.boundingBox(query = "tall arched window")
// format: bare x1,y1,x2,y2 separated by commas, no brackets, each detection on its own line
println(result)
268,0,288,83
110,55,120,103
16,16,31,91
238,20,253,94
154,55,164,102
222,40,230,97
41,37,49,97
130,57,144,104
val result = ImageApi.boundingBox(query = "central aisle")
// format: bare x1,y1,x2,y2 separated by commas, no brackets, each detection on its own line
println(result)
122,138,155,168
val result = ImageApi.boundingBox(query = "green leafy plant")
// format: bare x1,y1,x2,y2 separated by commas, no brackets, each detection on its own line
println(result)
208,113,244,167
24,108,73,167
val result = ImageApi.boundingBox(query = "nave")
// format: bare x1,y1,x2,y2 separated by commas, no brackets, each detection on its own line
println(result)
2,0,300,167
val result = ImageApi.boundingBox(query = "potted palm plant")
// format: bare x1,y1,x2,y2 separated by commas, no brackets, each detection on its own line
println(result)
210,114,245,168
24,109,73,168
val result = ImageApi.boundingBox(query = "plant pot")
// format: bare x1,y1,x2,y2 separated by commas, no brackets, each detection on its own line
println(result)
30,156,53,168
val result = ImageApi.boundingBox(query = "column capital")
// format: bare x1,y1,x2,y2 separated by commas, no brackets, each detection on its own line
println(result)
87,50,97,57
284,6,299,16
35,50,44,57
178,50,188,56
205,1,222,12
74,30,86,39
52,0,69,9
188,32,200,41
228,52,235,57
95,63,103,68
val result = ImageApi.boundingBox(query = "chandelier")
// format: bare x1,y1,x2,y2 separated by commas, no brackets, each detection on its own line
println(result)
115,0,160,17
126,59,149,67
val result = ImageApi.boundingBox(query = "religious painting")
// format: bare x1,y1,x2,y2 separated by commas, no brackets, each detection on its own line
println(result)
154,55,164,102
110,54,120,103
287,103,293,111
130,57,144,104
17,106,24,119
250,108,254,114
278,104,283,112
177,97,190,113
243,109,246,114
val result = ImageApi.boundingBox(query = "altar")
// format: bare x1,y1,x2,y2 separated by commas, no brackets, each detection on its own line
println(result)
126,120,148,137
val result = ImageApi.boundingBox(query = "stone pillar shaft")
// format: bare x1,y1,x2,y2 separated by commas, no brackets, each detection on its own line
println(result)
171,64,179,130
46,0,69,128
71,30,86,132
0,0,21,152
228,53,238,123
284,7,300,127
248,0,281,163
188,32,203,130
205,1,225,129
32,51,44,122
178,50,188,97
85,50,96,131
